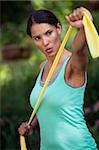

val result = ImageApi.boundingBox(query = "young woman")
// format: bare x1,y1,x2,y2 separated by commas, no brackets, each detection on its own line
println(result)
18,7,98,149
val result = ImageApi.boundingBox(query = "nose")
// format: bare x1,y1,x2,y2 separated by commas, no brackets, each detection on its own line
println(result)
42,37,49,46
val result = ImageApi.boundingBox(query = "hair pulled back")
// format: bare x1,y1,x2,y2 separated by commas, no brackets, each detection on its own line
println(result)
27,9,61,37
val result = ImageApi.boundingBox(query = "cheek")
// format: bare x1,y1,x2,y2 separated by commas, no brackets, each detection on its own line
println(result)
51,32,60,44
33,41,42,49
33,41,45,53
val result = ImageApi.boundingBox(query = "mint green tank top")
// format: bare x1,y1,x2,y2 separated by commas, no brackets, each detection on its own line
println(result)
30,56,97,150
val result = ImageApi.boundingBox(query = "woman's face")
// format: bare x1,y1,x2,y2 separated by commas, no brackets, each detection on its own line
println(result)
31,23,61,57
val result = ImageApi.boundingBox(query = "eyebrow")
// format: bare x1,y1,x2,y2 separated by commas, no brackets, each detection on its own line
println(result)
32,35,40,39
32,29,52,38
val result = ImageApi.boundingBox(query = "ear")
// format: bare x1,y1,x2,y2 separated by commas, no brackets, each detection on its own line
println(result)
56,23,62,35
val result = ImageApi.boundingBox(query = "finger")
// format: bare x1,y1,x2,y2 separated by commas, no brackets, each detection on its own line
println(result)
72,8,83,21
75,8,83,20
67,20,83,28
69,14,76,22
65,16,71,24
20,127,28,136
72,10,80,20
18,128,25,135
21,122,29,129
65,15,75,26
18,124,27,134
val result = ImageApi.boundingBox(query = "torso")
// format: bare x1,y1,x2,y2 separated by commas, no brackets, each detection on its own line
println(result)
30,53,97,150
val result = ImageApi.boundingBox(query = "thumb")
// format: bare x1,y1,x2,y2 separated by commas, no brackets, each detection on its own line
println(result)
65,16,76,27
65,16,76,26
27,124,31,129
65,16,71,24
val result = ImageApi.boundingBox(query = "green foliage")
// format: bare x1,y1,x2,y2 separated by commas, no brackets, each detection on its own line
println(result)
0,51,44,149
0,22,29,49
87,58,99,103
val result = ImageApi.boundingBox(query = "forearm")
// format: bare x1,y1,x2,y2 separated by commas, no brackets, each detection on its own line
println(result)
71,27,87,55
66,7,92,71
30,116,39,129
71,27,88,71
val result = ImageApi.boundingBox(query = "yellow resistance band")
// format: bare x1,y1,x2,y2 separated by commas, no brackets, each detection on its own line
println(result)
20,12,99,150
83,12,99,58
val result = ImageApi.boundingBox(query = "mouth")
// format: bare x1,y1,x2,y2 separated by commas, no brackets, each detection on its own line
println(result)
46,48,53,53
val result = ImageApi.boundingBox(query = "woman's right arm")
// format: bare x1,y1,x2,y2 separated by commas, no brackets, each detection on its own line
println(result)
18,60,45,136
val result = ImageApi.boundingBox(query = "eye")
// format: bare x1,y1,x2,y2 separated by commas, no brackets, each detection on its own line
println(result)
34,36,41,41
46,30,52,36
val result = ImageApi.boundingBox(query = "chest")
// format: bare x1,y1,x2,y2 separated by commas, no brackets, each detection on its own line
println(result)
41,63,62,83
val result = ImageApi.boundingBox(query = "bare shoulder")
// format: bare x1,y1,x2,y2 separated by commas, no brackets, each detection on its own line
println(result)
39,60,47,70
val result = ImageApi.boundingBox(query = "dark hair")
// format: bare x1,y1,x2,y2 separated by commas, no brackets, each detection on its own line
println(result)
26,9,61,37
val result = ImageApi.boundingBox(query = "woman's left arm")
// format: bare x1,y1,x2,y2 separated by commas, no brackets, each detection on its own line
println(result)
66,7,93,72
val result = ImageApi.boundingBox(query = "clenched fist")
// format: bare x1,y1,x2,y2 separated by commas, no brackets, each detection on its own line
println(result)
18,122,33,136
65,7,93,28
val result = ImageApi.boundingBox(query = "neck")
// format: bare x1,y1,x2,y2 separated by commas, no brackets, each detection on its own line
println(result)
46,49,70,68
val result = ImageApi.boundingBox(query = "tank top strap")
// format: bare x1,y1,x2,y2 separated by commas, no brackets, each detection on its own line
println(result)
62,55,71,68
58,55,71,77
36,60,47,83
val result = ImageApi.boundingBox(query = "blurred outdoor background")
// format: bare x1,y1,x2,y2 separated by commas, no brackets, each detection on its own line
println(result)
0,0,99,150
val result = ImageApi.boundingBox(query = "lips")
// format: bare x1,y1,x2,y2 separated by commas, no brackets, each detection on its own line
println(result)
46,48,53,53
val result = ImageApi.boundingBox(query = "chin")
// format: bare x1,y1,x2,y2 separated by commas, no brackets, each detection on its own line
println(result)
48,51,57,57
